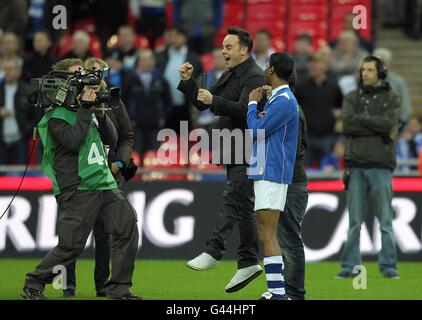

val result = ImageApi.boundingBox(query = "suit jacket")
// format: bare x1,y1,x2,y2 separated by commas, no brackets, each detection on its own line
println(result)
105,99,134,167
178,57,265,165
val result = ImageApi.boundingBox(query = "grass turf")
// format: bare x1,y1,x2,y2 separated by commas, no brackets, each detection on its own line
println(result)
0,259,421,300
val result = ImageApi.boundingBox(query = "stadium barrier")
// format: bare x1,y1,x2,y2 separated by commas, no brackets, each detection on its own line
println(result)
1,177,421,261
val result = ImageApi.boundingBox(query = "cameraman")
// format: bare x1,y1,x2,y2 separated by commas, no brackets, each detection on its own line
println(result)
63,57,135,298
22,58,140,300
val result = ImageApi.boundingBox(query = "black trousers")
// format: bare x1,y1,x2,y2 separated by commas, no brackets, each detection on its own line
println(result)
204,164,259,269
65,222,111,292
24,189,139,298
278,184,308,300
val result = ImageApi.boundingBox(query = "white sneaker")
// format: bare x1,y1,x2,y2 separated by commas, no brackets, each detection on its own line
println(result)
186,252,220,271
225,265,263,293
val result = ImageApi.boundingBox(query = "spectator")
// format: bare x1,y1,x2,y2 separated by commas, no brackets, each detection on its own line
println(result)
337,56,400,279
62,30,93,60
23,31,56,83
320,138,345,173
130,0,167,49
0,32,21,60
252,29,276,71
122,49,171,157
106,25,139,72
397,116,422,171
373,47,412,130
173,0,223,55
295,52,343,167
316,45,338,80
330,13,374,53
291,34,313,81
0,0,28,41
331,31,368,76
0,57,32,165
193,48,227,131
156,26,202,133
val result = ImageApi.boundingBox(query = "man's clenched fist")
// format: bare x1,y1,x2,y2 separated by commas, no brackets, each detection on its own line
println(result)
179,62,193,81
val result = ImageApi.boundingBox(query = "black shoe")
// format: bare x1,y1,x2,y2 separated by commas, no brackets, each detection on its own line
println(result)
259,292,286,300
383,270,400,279
111,293,143,300
21,287,47,300
63,288,76,298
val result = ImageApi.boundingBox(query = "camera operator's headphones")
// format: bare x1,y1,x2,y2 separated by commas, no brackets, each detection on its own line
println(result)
360,55,388,80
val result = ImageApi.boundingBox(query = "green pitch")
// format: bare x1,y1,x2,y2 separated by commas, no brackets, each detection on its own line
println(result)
0,259,421,300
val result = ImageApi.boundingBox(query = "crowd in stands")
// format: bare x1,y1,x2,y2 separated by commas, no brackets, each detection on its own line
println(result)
0,0,419,176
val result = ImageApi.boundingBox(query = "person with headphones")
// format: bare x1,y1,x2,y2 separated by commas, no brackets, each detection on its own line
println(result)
336,56,401,279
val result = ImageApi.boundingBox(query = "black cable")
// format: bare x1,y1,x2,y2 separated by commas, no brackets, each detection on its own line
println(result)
0,119,40,220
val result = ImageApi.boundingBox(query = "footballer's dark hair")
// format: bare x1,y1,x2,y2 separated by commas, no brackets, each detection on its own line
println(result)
227,27,253,53
269,52,295,82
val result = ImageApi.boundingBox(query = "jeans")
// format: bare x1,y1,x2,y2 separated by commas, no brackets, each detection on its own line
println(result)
278,184,308,300
341,168,398,273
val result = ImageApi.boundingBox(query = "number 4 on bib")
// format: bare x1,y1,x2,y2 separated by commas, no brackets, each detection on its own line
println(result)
88,142,105,165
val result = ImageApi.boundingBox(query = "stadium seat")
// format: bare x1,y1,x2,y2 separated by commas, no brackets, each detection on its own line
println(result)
200,53,215,73
289,0,327,5
246,3,286,21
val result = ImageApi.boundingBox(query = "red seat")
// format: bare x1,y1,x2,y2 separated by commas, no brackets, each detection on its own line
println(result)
290,0,327,5
200,53,214,73
246,3,286,21
289,5,328,22
222,3,244,26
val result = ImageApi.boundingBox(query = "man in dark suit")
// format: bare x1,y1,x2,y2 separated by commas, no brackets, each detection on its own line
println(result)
156,26,202,133
0,56,32,164
178,27,265,293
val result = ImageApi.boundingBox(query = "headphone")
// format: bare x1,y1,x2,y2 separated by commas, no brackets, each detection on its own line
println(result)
360,55,388,80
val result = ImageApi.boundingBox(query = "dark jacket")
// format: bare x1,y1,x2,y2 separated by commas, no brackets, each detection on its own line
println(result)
47,108,117,194
106,99,134,167
178,57,265,165
292,105,308,185
122,69,171,128
0,81,33,145
342,82,400,171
